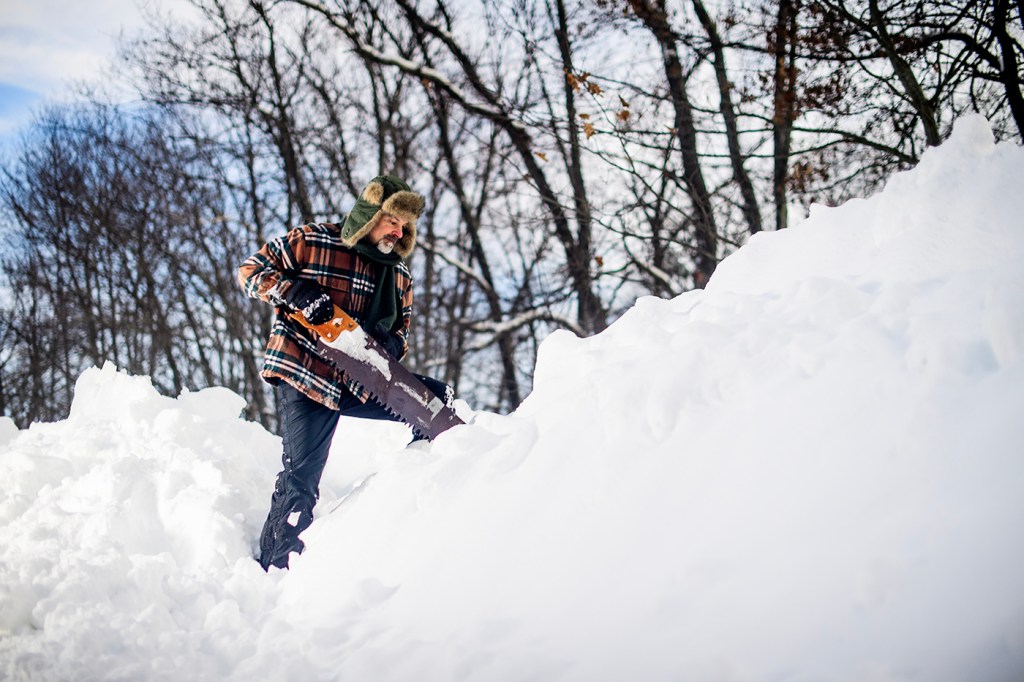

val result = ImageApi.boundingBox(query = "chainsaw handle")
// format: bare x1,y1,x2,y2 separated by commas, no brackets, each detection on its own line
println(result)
289,304,359,342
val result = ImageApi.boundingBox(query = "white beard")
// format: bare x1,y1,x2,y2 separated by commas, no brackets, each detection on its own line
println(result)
376,240,396,255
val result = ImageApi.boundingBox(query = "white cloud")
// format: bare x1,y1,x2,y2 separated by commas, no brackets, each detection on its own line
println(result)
0,0,149,94
0,0,196,138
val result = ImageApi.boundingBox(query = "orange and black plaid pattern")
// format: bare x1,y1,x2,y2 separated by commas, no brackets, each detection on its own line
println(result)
238,222,413,409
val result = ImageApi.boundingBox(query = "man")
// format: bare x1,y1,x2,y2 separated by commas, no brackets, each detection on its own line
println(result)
238,175,452,571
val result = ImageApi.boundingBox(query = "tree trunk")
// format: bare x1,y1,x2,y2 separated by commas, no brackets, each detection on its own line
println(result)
553,0,598,295
627,0,719,286
772,0,800,230
994,0,1024,138
868,0,941,146
429,94,521,406
692,0,763,235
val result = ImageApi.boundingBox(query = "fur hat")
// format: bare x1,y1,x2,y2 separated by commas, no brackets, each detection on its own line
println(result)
340,175,424,259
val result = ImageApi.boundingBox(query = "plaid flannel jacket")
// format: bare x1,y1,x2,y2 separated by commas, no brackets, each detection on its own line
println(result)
238,222,413,409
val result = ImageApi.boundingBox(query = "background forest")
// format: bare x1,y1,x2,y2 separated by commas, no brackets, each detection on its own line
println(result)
1,0,1021,427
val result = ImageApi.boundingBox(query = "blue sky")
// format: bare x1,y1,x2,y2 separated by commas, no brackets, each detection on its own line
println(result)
0,82,37,117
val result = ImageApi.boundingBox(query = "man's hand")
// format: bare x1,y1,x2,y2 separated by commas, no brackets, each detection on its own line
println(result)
368,322,404,359
285,280,333,325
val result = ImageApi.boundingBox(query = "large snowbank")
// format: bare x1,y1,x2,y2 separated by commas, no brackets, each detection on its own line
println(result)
1,115,1023,680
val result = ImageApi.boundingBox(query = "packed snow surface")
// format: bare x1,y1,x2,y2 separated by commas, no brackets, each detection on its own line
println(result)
2,116,1023,680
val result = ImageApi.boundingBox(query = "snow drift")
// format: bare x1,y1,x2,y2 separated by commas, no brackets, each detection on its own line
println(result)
2,115,1023,681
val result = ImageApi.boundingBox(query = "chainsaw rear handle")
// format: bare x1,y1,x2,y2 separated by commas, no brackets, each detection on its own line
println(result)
289,304,359,342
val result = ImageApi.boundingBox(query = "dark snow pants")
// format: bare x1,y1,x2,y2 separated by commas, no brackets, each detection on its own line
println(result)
258,376,450,571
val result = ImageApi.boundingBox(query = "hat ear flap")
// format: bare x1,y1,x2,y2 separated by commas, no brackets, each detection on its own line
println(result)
362,181,385,205
394,220,416,259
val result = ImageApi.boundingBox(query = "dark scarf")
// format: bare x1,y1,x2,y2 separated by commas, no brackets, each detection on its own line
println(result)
352,242,403,333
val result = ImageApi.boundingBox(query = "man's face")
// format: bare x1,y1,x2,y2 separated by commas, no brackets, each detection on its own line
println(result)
367,213,405,254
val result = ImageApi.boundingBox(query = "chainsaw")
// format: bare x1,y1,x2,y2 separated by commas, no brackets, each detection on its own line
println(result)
291,304,464,440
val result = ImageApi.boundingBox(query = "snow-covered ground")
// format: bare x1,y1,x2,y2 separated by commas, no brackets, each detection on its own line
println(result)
2,115,1023,681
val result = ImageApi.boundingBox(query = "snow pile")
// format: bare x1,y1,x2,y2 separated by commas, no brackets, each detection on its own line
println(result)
2,115,1023,681
0,365,282,676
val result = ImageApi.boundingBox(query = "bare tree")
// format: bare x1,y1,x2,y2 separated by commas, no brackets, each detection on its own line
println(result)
0,104,265,423
623,0,721,286
285,0,609,332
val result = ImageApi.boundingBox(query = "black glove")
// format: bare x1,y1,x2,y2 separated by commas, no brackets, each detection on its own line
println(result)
285,279,333,325
367,321,404,359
